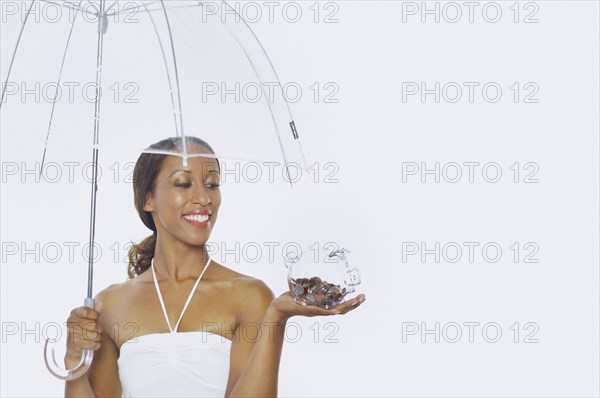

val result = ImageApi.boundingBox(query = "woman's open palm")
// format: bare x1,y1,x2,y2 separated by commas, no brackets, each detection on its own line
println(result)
271,291,366,320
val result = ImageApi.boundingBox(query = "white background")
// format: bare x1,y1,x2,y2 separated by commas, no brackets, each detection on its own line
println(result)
1,1,599,397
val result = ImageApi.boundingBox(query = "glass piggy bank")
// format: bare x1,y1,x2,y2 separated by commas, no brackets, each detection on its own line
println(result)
284,246,361,309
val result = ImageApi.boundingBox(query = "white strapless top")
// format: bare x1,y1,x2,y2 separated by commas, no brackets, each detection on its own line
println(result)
118,257,232,397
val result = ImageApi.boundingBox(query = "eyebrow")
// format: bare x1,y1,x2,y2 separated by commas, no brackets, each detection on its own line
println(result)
168,169,220,178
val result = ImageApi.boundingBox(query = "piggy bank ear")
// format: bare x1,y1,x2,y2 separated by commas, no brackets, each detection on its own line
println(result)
344,268,362,287
283,251,301,269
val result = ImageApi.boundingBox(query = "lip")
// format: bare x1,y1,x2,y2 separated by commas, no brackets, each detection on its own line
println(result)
182,210,211,229
183,209,211,216
183,216,210,228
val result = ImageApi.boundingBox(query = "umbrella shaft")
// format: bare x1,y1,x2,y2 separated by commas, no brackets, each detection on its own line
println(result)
87,147,100,299
86,0,106,300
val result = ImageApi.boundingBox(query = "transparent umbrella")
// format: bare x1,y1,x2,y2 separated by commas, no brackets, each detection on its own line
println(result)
1,0,307,380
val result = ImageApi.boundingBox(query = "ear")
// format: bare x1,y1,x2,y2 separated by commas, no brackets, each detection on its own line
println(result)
143,192,154,212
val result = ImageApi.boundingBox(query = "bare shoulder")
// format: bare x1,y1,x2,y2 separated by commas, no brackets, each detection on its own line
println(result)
211,263,275,310
93,279,131,305
220,269,276,328
235,275,275,305
92,280,137,326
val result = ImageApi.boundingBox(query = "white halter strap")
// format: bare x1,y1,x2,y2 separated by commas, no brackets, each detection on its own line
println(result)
151,257,211,333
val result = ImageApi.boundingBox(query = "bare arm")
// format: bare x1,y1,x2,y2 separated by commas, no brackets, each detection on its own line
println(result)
228,308,287,397
224,280,286,398
225,283,366,398
63,368,95,398
65,290,122,397
64,329,120,397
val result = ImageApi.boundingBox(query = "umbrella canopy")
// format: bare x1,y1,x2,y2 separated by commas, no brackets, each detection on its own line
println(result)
1,0,307,172
1,0,307,380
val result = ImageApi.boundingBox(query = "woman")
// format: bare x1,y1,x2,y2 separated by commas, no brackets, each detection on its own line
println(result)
63,136,366,397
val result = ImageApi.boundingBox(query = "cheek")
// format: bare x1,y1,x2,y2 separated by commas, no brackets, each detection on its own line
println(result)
210,190,222,204
155,189,186,211
211,193,222,214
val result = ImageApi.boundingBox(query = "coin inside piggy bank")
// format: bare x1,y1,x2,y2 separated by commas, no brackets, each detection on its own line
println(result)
288,276,348,309
284,247,361,309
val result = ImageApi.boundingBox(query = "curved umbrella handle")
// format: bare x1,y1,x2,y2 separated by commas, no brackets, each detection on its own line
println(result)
44,298,95,380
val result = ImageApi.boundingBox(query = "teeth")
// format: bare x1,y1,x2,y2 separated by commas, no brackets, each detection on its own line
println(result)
183,214,209,223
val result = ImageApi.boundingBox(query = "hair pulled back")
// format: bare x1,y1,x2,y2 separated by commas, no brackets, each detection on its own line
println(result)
127,136,218,279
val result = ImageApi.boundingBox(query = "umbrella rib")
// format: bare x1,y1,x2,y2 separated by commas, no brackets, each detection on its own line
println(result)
219,0,306,183
105,1,153,17
84,0,99,16
40,0,84,179
104,0,118,15
143,3,180,142
159,0,187,162
39,0,98,17
107,1,203,17
0,0,35,109
219,0,296,123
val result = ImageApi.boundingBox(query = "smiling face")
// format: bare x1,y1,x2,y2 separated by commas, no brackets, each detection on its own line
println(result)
143,143,221,247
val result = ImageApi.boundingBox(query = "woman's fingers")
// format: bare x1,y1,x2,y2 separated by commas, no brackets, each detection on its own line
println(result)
273,291,366,319
70,305,101,321
335,294,366,314
65,303,104,360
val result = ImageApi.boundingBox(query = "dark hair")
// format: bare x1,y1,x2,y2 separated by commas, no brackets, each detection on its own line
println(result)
126,136,219,279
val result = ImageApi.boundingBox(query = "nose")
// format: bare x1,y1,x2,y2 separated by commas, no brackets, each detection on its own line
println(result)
191,183,211,206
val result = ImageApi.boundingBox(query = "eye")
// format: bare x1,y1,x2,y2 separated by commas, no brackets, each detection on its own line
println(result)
175,183,191,188
206,183,221,189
